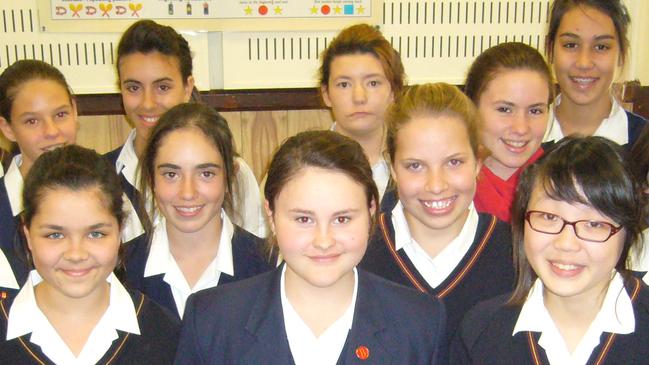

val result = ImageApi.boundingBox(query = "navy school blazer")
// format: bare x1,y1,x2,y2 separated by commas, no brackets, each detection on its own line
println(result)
0,178,28,286
123,225,272,319
175,267,447,365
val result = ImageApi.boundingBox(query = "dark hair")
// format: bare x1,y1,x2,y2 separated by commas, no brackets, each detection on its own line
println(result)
629,126,649,228
509,136,642,305
139,103,235,229
116,19,193,84
464,42,554,105
22,145,125,272
546,0,630,64
0,59,74,122
387,83,482,163
319,24,405,97
264,130,379,254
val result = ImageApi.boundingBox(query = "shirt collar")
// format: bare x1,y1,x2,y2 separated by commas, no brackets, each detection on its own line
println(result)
514,273,634,364
4,154,24,217
544,94,629,144
144,209,235,278
115,129,140,191
7,270,139,364
0,249,19,289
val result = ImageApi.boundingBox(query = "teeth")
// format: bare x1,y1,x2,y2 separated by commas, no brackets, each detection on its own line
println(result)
142,116,159,123
42,144,64,152
503,139,527,148
177,206,200,213
552,262,579,271
423,199,452,209
572,77,595,85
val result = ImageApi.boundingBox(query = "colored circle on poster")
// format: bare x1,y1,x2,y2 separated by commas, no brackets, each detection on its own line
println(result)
321,5,331,15
259,5,268,15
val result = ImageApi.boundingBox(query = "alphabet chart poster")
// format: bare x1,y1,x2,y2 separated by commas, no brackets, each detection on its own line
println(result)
38,0,380,32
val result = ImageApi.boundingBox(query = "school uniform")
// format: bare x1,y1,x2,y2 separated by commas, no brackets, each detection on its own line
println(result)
543,95,648,149
123,210,272,319
105,129,266,236
360,202,514,344
451,273,649,365
0,270,180,364
0,155,29,286
174,266,446,365
474,147,545,223
0,248,19,304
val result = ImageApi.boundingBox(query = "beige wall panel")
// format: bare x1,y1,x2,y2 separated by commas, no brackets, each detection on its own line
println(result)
286,109,333,137
77,115,131,154
240,111,289,180
221,111,243,157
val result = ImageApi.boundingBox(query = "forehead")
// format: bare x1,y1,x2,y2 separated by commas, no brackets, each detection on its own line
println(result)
329,53,387,78
34,186,112,219
396,114,474,154
557,5,617,37
118,51,184,81
11,79,71,113
481,69,550,102
155,127,223,162
275,166,367,208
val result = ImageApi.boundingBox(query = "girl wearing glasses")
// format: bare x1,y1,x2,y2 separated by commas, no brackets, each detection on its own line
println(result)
451,136,649,364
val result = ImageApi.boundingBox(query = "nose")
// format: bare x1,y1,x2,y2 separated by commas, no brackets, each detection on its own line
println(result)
142,87,156,110
43,118,61,139
552,224,581,252
64,239,89,262
511,112,530,135
576,48,594,69
352,84,367,104
424,167,448,194
180,175,197,200
313,224,335,250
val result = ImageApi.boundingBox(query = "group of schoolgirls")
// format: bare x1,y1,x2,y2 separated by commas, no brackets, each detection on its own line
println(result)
0,0,648,364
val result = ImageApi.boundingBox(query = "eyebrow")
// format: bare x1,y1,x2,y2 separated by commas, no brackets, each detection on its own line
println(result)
122,77,175,85
156,163,221,169
558,32,616,41
493,101,548,108
38,223,113,230
16,104,70,119
288,208,360,215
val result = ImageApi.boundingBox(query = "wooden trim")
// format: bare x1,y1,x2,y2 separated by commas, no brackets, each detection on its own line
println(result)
74,84,649,118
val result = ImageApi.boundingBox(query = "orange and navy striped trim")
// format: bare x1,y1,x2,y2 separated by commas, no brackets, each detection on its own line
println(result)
526,277,642,365
379,212,497,298
0,291,146,365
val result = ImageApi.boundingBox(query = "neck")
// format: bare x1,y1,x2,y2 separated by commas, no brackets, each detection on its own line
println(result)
284,266,355,337
484,156,517,180
134,133,146,159
166,214,223,257
34,280,110,320
336,124,384,165
405,208,470,259
555,96,612,137
18,159,31,178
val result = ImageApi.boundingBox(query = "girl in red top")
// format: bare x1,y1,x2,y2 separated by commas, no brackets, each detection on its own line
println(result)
465,42,553,222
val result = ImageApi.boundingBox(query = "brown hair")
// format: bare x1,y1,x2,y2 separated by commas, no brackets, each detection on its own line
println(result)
509,136,642,305
464,42,554,105
139,103,235,231
319,24,405,97
264,130,379,256
386,82,482,164
546,0,630,64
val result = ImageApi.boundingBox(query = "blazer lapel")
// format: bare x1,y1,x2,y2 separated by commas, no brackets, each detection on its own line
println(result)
240,268,295,365
339,272,393,365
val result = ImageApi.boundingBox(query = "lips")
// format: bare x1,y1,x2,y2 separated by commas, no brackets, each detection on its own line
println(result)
421,196,456,214
569,76,598,90
60,268,93,278
549,260,584,277
41,143,65,152
175,205,203,217
308,253,341,263
139,115,160,127
501,138,529,153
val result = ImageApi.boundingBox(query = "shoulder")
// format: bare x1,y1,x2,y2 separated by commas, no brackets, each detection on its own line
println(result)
476,214,513,256
129,289,181,334
456,293,516,348
626,110,648,126
103,145,123,165
231,225,273,274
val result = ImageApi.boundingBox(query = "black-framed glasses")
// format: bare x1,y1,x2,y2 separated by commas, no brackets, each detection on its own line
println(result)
525,210,623,243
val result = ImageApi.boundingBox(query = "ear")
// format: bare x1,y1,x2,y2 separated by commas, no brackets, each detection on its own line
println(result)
321,85,333,108
22,224,33,252
369,198,377,218
0,117,16,142
71,99,80,131
183,75,195,102
389,162,397,182
263,199,276,235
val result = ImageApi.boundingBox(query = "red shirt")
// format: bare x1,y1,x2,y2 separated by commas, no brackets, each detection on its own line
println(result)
474,148,545,222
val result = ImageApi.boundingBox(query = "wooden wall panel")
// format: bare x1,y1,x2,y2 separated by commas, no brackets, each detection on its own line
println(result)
77,115,131,154
240,111,289,180
287,109,333,137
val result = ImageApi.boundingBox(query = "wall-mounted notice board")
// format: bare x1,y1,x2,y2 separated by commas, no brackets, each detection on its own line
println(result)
37,0,381,32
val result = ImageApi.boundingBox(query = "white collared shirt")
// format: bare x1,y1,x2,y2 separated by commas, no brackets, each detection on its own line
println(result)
115,129,264,237
0,248,19,290
330,122,389,200
4,155,24,217
513,273,635,365
392,201,479,288
0,164,4,178
7,270,140,365
543,95,629,144
281,266,358,365
144,210,235,317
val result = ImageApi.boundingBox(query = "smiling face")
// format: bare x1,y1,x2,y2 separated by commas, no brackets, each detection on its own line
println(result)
153,127,225,237
267,166,374,291
392,114,480,244
524,183,624,305
321,53,394,139
25,186,120,302
118,51,194,155
478,69,550,179
0,79,77,175
551,5,620,110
